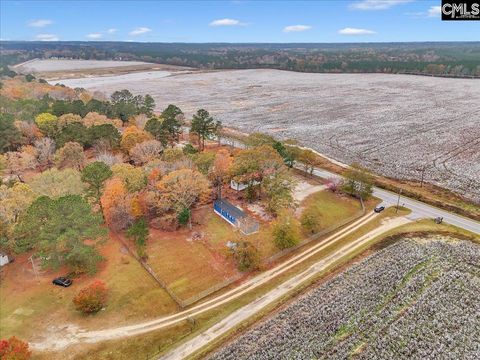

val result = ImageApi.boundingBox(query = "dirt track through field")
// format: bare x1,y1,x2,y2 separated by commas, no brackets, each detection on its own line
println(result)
160,217,411,360
31,212,406,352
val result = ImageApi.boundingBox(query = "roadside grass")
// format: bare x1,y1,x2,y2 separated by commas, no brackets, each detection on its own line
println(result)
299,190,363,235
0,237,178,342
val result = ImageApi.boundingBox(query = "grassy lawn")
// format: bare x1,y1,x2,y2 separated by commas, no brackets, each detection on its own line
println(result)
146,211,240,303
204,212,276,260
0,236,178,342
299,190,363,234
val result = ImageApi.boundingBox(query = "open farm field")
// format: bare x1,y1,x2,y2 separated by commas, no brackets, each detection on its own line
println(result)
14,59,192,80
56,69,480,203
14,59,153,72
210,235,480,360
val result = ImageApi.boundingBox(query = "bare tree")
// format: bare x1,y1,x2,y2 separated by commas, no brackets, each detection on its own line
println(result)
96,151,123,167
34,137,56,168
129,140,163,165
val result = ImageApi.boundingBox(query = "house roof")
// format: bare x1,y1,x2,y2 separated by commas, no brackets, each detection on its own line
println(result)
214,199,246,219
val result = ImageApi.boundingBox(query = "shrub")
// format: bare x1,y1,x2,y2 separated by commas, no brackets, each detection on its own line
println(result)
177,207,191,226
300,207,322,234
73,280,108,314
272,210,301,249
233,241,260,272
0,336,31,360
127,218,149,258
150,213,179,231
183,143,198,155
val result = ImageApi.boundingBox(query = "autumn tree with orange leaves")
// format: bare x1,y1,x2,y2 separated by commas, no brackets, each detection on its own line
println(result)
120,126,151,153
156,168,210,228
0,336,31,360
101,178,133,231
100,177,144,231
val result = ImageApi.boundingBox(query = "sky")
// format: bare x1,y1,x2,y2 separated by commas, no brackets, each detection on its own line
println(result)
0,0,479,43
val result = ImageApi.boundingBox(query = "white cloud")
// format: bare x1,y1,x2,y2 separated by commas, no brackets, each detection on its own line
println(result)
405,5,442,18
129,27,152,36
350,0,412,10
338,27,376,35
35,34,59,41
28,19,53,27
107,28,117,34
209,18,246,26
427,6,441,17
283,25,312,33
86,33,102,39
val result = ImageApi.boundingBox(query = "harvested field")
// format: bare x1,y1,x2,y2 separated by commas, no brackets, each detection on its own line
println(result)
55,70,480,203
15,59,152,72
209,236,480,360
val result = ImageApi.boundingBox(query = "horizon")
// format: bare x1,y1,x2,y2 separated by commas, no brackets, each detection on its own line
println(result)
2,40,480,45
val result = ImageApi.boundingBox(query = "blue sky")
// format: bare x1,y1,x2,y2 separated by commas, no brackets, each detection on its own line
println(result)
1,0,478,43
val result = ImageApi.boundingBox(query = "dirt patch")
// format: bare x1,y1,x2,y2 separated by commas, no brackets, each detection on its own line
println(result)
293,181,326,203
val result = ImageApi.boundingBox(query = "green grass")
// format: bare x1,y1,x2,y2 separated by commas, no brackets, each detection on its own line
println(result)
300,191,362,235
205,212,276,259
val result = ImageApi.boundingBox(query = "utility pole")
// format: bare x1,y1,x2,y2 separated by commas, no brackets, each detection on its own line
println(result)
396,189,403,213
29,255,39,282
420,166,426,188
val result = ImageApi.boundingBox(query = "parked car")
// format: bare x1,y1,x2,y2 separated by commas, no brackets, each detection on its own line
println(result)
52,277,73,287
374,206,385,213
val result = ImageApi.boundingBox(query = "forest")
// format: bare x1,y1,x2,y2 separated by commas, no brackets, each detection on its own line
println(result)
1,41,480,77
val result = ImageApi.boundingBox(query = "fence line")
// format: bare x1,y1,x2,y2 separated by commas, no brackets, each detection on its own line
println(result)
179,273,244,308
113,233,185,308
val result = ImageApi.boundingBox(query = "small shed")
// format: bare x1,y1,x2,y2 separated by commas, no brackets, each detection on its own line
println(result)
230,179,260,191
0,252,11,267
214,199,259,235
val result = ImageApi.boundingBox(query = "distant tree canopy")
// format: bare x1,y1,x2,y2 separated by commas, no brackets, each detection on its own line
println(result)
145,117,169,146
110,89,155,122
3,42,478,76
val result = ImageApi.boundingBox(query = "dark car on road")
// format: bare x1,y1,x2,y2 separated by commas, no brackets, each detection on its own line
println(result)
52,277,73,287
374,206,385,213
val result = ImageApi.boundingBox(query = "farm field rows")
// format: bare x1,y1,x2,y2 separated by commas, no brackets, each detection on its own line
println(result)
210,236,480,360
14,59,153,72
57,69,480,203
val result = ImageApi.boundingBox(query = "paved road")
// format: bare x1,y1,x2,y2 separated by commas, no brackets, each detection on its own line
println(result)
220,137,479,235
309,167,480,235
